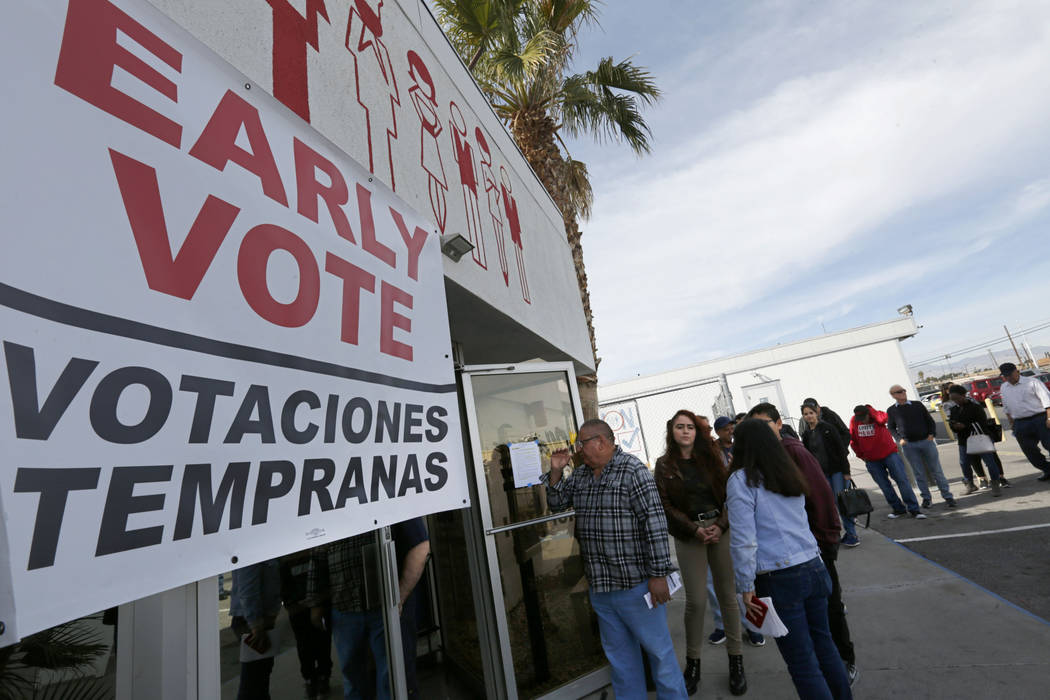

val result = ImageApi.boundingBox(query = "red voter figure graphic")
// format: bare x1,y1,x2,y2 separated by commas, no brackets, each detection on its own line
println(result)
449,102,486,268
475,128,508,286
345,0,400,190
500,166,530,304
406,51,448,234
265,0,330,123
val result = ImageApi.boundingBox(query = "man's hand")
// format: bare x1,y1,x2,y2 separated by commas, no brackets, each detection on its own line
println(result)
245,623,271,653
648,576,671,606
843,474,852,483
310,606,325,630
926,436,936,441
899,438,908,445
549,448,570,485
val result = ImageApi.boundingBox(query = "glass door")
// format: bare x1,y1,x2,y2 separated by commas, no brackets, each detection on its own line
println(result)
460,364,608,700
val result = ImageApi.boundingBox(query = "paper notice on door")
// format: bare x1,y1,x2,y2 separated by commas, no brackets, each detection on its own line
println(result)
509,441,544,488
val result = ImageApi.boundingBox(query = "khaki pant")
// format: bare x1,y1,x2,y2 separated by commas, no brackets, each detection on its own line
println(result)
674,527,743,657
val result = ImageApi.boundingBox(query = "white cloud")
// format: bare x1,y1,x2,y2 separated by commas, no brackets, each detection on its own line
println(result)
583,1,1050,382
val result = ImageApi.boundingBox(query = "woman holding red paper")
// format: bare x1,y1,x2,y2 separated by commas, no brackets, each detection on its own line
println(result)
654,410,747,696
726,419,852,700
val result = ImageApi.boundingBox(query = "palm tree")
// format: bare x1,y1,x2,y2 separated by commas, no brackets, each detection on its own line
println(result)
434,0,660,415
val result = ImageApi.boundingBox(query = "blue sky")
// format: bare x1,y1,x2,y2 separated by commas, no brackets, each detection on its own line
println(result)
562,0,1050,383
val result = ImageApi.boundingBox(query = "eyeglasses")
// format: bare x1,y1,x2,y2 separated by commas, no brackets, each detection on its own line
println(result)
891,390,906,395
574,434,602,450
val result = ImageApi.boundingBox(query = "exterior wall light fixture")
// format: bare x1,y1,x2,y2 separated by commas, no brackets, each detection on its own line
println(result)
897,304,913,316
440,233,475,262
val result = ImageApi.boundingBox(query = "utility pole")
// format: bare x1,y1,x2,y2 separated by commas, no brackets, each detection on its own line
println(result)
1004,325,1025,367
987,349,998,371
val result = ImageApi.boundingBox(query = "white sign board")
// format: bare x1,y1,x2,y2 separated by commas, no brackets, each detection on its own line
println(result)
599,402,650,466
508,441,543,489
0,0,467,643
147,0,593,367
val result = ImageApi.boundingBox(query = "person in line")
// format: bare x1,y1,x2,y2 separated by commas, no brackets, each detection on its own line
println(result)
707,417,765,648
727,418,852,700
654,410,748,696
801,404,860,547
886,385,957,509
307,519,431,700
280,549,333,699
748,404,857,687
543,419,687,699
998,362,1050,481
946,385,1007,496
940,385,988,492
849,405,925,519
230,558,283,700
798,398,851,447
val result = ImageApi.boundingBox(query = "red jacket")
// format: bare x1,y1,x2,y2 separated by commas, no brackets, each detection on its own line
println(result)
849,405,899,461
781,436,842,553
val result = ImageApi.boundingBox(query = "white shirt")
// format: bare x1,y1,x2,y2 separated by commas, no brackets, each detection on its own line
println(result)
999,376,1050,419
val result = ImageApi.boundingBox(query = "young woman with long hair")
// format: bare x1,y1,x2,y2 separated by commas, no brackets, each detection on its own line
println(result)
727,419,852,700
654,410,747,696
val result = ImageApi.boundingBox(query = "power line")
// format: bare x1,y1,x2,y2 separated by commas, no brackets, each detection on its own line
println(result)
908,317,1050,368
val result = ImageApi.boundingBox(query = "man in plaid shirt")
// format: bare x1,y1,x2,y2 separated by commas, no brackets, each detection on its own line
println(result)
543,419,687,699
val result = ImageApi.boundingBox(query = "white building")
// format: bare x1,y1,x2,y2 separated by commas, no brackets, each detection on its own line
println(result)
598,316,920,466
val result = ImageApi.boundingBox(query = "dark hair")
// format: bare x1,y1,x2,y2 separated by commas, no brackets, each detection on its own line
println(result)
734,412,747,422
660,410,727,500
999,362,1017,375
747,403,780,422
580,418,614,440
730,419,809,497
853,404,870,418
802,397,819,409
948,384,967,397
800,403,820,416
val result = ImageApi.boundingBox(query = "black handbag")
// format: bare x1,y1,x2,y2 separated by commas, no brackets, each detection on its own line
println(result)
985,419,1003,443
837,480,874,529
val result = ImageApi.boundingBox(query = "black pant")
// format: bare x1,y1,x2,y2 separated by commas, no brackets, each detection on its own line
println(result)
237,658,274,700
820,551,855,665
288,606,333,681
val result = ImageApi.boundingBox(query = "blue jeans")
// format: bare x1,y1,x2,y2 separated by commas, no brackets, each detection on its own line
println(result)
706,569,723,628
1012,414,1050,473
756,558,852,700
901,440,953,501
589,580,688,699
826,472,857,538
865,452,920,514
331,609,388,700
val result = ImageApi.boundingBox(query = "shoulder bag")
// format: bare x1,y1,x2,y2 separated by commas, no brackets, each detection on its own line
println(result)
837,481,874,529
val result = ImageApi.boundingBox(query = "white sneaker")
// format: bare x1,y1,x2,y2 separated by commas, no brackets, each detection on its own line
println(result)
911,512,927,519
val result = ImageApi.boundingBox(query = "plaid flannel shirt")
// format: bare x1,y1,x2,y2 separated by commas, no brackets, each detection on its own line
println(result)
542,447,675,593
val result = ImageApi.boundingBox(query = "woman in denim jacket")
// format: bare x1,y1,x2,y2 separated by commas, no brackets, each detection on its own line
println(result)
727,419,852,700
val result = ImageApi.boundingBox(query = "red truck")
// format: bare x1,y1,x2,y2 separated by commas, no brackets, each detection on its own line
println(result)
968,376,1004,404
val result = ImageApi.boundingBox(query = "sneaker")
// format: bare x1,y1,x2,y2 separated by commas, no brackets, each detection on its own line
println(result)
1037,473,1050,482
847,663,858,687
887,511,907,519
998,478,1011,488
965,481,979,495
708,628,726,645
746,629,766,646
980,479,989,489
946,499,957,508
920,498,932,509
910,512,927,519
841,533,860,547
991,480,1001,497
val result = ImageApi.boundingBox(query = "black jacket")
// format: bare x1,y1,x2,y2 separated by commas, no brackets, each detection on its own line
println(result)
802,420,852,476
947,399,991,445
799,407,850,453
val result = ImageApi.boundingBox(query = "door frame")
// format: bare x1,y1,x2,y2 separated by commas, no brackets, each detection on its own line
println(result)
458,362,610,700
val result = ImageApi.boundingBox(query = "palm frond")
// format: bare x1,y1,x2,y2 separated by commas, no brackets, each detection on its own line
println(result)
559,57,660,154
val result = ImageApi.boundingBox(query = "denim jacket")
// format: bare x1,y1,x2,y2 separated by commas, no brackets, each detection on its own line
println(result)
726,470,819,593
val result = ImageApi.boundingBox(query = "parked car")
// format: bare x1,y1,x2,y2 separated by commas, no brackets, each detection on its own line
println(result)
985,373,1050,405
968,376,1005,404
921,392,942,411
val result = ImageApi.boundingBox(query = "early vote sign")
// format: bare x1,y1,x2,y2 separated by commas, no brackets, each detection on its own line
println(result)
0,0,467,643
